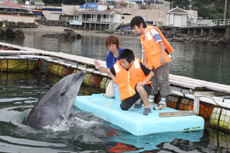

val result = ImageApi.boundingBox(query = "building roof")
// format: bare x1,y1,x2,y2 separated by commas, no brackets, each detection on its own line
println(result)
168,7,188,15
0,0,26,9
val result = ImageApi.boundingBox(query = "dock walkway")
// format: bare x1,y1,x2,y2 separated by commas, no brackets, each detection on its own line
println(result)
0,42,230,109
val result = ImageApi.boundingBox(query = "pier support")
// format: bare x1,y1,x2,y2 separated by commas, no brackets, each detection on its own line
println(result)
201,28,209,37
187,28,193,36
225,26,230,37
209,28,214,37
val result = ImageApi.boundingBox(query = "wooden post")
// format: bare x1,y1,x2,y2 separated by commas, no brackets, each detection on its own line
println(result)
225,26,230,37
194,92,201,115
224,0,227,24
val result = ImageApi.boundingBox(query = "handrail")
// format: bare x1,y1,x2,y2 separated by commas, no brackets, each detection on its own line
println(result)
191,18,230,27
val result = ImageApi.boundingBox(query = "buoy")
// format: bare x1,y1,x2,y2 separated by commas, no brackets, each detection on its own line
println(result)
90,74,103,87
0,59,37,72
100,77,110,89
47,63,73,77
210,107,230,132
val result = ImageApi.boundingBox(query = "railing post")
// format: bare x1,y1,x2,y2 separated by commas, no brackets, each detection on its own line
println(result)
194,92,201,115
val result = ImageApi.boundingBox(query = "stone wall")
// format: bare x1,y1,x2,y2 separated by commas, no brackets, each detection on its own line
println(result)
0,21,37,28
36,20,69,27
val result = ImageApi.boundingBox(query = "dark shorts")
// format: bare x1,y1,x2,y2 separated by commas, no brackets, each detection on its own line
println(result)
120,84,152,110
151,63,170,97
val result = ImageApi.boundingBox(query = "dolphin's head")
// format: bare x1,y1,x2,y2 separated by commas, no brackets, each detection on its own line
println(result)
27,70,86,128
58,70,86,117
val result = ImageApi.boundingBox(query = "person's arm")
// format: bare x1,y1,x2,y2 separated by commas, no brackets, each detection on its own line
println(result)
141,44,147,66
137,71,154,87
160,41,166,65
94,60,110,73
109,71,116,83
137,62,154,86
144,71,154,84
94,60,116,83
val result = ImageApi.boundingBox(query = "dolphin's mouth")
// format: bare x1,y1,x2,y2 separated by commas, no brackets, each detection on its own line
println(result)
74,71,86,80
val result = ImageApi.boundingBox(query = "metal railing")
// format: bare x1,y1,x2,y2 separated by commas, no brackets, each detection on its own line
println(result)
211,19,230,26
190,18,230,27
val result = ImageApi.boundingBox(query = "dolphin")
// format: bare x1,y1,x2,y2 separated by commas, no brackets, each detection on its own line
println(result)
27,70,86,129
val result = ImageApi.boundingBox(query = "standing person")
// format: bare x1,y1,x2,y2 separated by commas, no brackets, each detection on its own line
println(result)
104,35,123,98
105,35,123,68
94,49,154,115
130,16,174,110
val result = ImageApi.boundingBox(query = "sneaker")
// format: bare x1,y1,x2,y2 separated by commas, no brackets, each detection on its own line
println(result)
148,95,154,103
134,101,143,108
153,103,166,110
143,108,151,115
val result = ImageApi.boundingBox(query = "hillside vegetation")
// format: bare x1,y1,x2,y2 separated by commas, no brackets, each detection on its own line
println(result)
166,0,229,19
17,0,229,19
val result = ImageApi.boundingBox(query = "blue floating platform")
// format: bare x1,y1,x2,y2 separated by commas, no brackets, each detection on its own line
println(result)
74,94,204,136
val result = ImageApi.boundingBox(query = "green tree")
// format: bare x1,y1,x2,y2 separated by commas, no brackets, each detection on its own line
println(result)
166,0,230,19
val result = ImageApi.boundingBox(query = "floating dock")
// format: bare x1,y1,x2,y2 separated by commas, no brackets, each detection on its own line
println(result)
74,94,204,136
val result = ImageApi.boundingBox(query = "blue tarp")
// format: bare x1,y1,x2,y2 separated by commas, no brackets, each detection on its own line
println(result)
120,26,132,31
80,2,98,9
69,20,82,25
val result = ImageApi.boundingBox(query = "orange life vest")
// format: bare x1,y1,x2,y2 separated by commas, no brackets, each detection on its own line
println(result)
140,26,173,69
114,59,151,100
154,26,174,54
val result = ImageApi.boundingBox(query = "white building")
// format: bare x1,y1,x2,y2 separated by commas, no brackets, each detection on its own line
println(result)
73,9,121,24
0,0,35,23
166,7,188,27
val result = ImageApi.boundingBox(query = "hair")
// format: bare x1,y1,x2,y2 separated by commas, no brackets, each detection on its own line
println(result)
130,16,147,29
105,35,119,49
119,48,135,63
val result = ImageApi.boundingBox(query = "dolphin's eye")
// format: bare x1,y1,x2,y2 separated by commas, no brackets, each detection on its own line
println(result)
60,88,66,96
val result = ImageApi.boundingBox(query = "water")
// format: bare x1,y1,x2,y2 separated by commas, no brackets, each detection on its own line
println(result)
0,72,228,153
5,29,230,84
0,28,230,152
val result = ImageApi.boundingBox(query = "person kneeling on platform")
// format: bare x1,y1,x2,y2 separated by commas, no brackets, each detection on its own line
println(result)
94,49,154,115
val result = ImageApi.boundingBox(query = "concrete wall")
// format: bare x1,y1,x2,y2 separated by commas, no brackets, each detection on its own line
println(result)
117,7,169,25
62,5,80,15
113,14,121,23
186,10,198,23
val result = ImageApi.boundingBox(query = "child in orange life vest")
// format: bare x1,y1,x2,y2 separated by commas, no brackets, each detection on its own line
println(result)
130,16,174,110
94,49,154,115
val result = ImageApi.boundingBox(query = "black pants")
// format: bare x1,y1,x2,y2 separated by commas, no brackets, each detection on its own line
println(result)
120,84,152,110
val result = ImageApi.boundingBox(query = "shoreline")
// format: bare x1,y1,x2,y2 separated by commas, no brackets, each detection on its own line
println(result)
22,25,230,47
22,25,139,39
